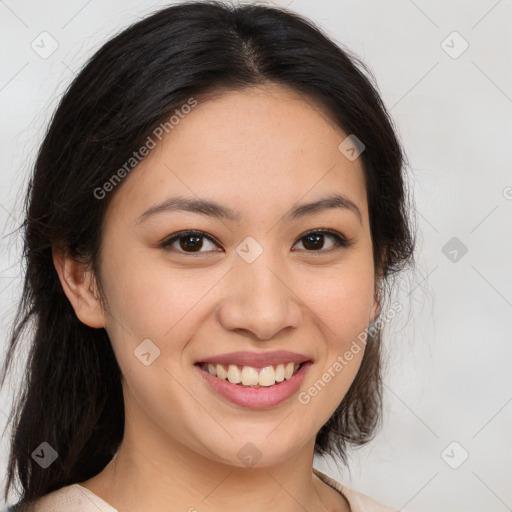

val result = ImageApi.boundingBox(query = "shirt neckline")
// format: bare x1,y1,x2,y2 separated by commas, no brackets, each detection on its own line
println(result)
312,467,353,507
74,483,118,511
74,469,352,512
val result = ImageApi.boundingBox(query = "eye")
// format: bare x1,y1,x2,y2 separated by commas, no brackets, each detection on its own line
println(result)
160,228,352,255
160,230,221,254
292,229,352,253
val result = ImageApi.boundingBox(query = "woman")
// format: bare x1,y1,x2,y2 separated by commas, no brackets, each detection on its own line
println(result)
0,1,415,511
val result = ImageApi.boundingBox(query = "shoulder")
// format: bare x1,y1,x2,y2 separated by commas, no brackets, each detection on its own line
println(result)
313,468,400,512
17,484,117,512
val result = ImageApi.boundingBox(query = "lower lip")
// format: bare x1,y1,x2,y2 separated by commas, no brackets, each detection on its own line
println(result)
194,362,313,409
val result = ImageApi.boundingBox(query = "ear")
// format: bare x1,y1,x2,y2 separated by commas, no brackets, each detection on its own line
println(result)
52,245,106,328
370,259,385,323
369,295,381,323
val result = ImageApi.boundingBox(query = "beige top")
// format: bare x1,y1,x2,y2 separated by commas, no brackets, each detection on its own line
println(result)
25,468,399,512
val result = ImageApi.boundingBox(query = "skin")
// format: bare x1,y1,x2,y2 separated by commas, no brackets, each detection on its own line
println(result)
53,83,381,512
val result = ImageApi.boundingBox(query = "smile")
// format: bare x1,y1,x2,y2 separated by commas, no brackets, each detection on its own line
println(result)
194,361,313,409
198,362,303,387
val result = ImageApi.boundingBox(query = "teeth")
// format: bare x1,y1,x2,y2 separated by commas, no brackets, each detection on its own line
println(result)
200,362,302,387
216,364,227,380
275,364,285,382
258,366,275,386
227,364,241,384
284,362,295,380
241,366,259,386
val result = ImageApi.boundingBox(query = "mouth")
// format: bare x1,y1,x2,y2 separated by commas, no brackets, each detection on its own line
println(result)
194,360,313,408
194,361,307,388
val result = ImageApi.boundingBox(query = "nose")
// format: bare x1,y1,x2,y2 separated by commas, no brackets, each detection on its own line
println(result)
216,256,303,341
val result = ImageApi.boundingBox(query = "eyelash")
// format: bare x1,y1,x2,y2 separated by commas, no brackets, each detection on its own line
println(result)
160,228,353,255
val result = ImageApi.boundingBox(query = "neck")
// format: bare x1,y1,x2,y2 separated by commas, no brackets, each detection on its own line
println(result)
79,389,349,512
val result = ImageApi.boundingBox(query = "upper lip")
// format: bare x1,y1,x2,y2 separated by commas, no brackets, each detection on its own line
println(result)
196,351,312,368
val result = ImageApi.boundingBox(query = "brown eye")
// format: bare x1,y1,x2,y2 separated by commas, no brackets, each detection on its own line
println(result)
293,229,351,252
161,231,220,254
161,228,352,256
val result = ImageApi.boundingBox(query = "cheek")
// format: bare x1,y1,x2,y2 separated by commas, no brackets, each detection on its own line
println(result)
301,262,375,339
295,266,374,421
100,246,208,339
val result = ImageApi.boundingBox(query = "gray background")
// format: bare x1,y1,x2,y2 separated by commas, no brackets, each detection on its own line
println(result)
1,1,511,510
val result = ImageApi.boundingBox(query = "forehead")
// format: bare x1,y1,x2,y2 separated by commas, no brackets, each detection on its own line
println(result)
106,84,368,227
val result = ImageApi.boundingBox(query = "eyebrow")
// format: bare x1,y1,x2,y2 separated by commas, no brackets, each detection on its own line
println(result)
136,193,362,225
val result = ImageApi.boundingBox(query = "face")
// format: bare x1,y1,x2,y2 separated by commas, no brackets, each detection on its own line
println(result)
92,83,379,467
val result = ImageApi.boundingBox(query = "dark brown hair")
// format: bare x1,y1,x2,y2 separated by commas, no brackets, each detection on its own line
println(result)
0,0,415,507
